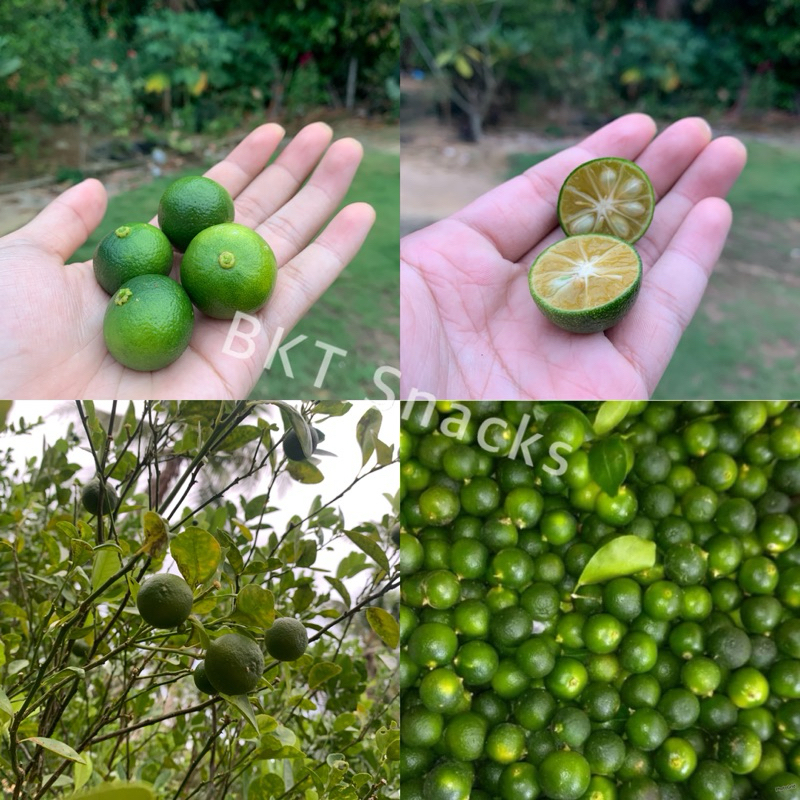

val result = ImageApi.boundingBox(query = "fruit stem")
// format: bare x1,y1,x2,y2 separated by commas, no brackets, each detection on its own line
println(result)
218,251,236,269
114,288,133,306
115,226,132,238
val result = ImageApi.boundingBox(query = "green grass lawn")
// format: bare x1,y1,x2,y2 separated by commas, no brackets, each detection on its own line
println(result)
508,139,800,398
74,141,399,399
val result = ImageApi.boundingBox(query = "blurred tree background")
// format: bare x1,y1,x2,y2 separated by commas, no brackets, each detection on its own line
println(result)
402,0,800,140
0,0,398,167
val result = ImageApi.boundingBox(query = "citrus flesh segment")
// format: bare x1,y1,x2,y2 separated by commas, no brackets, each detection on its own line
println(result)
558,157,655,243
528,233,642,334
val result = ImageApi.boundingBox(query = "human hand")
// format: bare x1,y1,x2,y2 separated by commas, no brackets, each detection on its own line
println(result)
400,114,747,399
0,122,375,399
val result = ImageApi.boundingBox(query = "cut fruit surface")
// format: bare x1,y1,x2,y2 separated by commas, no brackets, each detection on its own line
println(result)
529,233,642,334
558,157,654,243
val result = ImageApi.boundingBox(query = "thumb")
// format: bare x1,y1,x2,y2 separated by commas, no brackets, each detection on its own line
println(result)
17,178,108,264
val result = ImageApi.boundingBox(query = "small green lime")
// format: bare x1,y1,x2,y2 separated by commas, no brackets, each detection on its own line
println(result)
158,174,234,251
93,222,174,294
181,222,277,319
103,275,194,371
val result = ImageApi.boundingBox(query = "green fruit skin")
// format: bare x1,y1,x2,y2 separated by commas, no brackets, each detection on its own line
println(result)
81,478,119,516
528,234,643,334
265,617,309,661
204,633,265,695
93,222,174,295
158,175,235,252
193,661,218,694
136,573,194,629
103,275,194,371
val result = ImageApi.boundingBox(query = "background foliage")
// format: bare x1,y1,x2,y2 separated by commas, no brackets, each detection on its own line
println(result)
0,0,399,153
402,0,800,139
0,400,400,799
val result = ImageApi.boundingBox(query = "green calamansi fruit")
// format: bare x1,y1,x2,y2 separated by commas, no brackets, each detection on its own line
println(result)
283,427,325,461
81,477,119,516
265,617,309,661
204,633,264,695
136,573,194,629
193,661,218,695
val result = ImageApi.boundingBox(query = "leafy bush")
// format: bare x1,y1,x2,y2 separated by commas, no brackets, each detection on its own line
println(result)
0,400,399,798
611,18,743,114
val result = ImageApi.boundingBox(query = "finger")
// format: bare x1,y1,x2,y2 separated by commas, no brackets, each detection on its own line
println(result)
608,196,733,393
634,117,712,200
636,136,747,272
203,123,286,198
13,179,107,263
452,113,657,264
257,138,365,266
265,202,376,333
233,122,335,227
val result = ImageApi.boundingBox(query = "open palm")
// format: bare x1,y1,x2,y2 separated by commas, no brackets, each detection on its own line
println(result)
0,122,375,399
401,114,747,399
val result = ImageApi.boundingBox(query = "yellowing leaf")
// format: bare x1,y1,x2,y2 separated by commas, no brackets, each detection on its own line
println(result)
356,407,382,466
144,72,169,93
190,70,208,96
365,607,399,649
287,459,324,484
454,54,473,79
620,67,642,86
139,511,168,557
170,527,221,586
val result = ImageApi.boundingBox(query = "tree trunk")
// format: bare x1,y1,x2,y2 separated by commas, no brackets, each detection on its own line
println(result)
346,56,358,111
468,108,483,142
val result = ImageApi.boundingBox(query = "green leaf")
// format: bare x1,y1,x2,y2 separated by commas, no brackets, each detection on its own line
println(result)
365,607,399,649
67,781,156,799
588,437,629,496
297,539,317,567
292,584,314,613
336,551,367,580
22,736,83,762
170,527,221,587
73,752,93,792
313,401,352,417
375,438,395,466
272,401,313,456
345,530,390,574
309,661,342,690
356,407,382,466
221,693,260,733
576,535,657,588
333,712,358,731
325,576,351,609
286,459,324,484
216,425,262,452
235,584,275,627
594,401,632,435
0,686,13,716
91,545,124,595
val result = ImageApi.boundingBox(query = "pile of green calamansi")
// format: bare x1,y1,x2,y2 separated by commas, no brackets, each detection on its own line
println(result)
400,401,800,800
